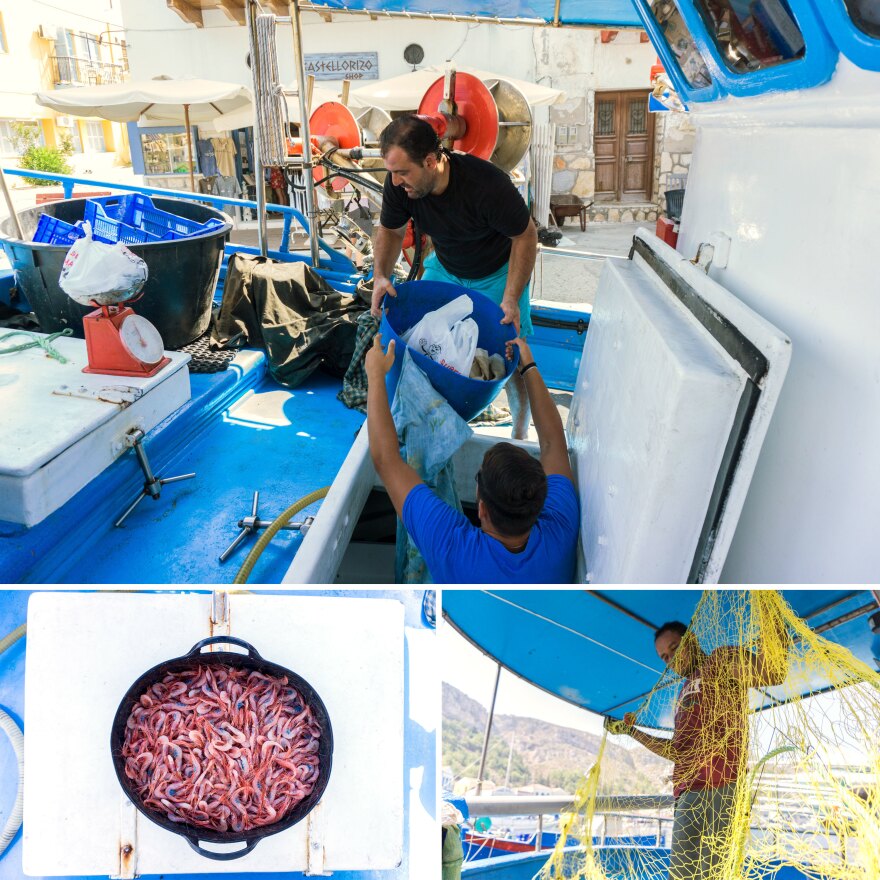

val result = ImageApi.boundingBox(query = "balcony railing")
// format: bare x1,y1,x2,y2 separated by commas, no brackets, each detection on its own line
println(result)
51,55,128,87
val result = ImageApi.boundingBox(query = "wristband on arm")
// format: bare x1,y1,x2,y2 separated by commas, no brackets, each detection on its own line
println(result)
519,362,538,378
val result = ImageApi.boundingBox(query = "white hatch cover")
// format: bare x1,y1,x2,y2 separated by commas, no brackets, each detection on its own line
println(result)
568,231,791,584
0,334,190,527
23,592,404,876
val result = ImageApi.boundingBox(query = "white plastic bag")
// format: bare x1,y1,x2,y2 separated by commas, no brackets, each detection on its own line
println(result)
402,294,480,374
59,222,149,306
401,293,473,345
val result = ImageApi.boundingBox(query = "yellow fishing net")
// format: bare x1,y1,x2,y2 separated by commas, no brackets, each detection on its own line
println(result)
541,590,880,880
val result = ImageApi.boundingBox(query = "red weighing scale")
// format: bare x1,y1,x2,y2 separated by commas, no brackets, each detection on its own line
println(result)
82,302,170,377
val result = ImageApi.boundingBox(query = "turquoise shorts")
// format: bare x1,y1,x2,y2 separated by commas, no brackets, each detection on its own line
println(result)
420,252,533,337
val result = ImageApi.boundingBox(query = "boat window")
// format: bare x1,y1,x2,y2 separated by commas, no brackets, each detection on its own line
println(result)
645,1,714,89
846,0,880,39
693,0,806,73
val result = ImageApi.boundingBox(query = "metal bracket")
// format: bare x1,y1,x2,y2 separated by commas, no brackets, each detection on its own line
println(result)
210,590,231,638
305,802,329,876
111,419,146,457
53,384,144,407
691,232,731,274
112,797,138,879
114,428,196,527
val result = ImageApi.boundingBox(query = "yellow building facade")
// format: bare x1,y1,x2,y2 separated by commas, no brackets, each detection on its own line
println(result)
0,1,130,176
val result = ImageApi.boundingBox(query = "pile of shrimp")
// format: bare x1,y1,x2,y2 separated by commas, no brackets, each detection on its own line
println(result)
121,663,322,832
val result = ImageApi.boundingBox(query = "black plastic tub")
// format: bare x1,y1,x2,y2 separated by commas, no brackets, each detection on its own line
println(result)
0,196,232,349
110,635,333,861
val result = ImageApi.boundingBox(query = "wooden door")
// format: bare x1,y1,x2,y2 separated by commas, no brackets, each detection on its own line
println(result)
593,90,655,203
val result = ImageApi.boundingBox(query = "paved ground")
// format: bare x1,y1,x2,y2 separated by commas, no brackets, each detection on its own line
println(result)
531,221,644,307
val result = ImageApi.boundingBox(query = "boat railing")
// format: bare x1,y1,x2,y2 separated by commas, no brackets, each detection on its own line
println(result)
0,167,358,279
532,243,628,307
464,794,675,852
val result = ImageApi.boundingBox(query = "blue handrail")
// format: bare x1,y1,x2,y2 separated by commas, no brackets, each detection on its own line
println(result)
0,167,358,275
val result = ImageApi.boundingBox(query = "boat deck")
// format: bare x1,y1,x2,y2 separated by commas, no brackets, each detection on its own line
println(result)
0,353,364,584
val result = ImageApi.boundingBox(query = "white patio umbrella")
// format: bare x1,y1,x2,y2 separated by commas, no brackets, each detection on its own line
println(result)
35,77,252,191
348,65,564,111
204,83,340,133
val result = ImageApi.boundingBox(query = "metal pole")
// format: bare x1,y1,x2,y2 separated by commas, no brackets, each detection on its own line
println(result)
184,104,196,193
535,814,543,851
246,0,268,257
0,168,24,239
476,663,501,796
289,0,322,269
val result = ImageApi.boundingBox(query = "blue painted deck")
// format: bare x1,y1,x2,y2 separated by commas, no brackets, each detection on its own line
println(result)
0,589,434,880
0,354,364,584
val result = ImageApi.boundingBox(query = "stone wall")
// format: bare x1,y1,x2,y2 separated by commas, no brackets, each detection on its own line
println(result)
657,111,696,198
533,27,693,223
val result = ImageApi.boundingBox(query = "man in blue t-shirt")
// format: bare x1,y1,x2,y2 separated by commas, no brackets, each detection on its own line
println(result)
369,115,538,439
365,334,580,584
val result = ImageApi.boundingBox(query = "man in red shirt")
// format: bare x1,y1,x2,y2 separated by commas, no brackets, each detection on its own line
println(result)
606,619,787,880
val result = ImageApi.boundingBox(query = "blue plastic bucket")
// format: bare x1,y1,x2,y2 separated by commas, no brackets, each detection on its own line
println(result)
379,280,519,421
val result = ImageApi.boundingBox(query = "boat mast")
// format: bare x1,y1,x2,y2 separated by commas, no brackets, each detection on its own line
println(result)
476,663,501,796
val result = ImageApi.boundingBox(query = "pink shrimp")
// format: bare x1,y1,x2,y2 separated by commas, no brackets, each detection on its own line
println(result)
121,663,322,833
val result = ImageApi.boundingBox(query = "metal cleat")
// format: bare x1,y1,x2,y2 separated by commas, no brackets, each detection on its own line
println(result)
114,428,196,527
219,490,315,563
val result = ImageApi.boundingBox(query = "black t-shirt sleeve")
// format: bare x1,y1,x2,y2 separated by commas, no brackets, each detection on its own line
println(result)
480,164,531,238
380,175,412,230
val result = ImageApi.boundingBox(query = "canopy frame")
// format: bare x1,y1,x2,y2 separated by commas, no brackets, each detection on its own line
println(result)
299,0,645,27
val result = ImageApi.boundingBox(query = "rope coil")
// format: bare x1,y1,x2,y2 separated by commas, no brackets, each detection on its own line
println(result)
0,328,72,362
255,14,288,167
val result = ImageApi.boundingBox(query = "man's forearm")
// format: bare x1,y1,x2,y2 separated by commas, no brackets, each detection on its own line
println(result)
523,368,565,456
502,222,537,303
630,728,674,761
366,371,401,473
373,225,406,280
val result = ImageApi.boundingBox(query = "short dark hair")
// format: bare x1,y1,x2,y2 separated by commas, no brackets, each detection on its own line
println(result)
379,115,442,164
654,620,688,641
477,443,547,537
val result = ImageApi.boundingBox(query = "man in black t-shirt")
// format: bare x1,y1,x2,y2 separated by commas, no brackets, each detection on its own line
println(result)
370,115,538,439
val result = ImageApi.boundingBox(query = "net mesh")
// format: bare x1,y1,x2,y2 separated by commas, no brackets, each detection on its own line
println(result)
541,590,880,880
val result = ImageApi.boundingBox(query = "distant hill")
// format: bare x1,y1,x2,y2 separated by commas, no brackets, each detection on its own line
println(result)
443,682,672,795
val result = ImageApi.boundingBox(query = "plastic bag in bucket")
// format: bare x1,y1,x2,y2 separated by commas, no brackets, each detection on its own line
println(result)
379,280,520,422
401,293,479,375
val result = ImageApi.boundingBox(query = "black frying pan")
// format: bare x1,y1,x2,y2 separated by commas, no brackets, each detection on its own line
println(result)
110,635,333,860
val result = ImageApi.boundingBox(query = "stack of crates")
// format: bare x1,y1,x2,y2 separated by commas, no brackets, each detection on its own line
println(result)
32,194,225,246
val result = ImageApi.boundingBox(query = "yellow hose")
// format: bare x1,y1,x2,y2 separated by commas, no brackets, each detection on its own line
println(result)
233,486,330,585
0,624,26,656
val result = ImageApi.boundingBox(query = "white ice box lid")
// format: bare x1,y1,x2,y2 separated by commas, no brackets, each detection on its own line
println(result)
0,333,190,526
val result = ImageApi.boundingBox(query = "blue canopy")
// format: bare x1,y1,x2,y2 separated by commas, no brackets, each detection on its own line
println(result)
307,0,642,26
443,590,880,728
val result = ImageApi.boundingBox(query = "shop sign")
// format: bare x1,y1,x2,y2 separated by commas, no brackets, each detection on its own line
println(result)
304,52,379,81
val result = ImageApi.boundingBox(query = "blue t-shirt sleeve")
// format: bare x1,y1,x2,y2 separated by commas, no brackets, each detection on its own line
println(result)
401,484,476,582
540,475,581,544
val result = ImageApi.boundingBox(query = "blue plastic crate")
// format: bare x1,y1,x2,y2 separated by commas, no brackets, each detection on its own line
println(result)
103,194,221,240
83,201,161,245
32,214,86,246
